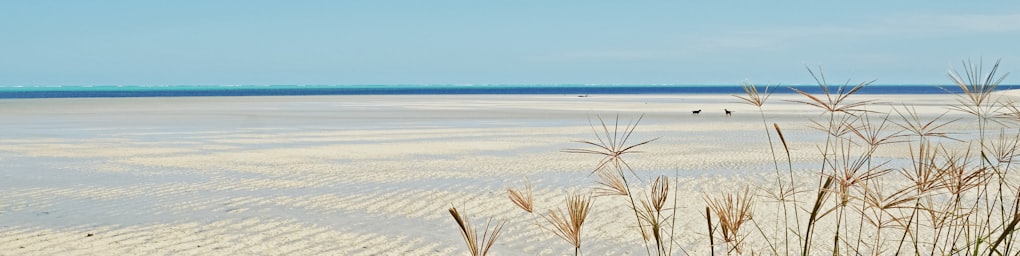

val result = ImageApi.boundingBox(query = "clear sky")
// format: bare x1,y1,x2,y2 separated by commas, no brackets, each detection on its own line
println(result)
1,1,1017,86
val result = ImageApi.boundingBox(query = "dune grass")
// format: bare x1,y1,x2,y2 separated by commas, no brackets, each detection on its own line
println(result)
444,59,1017,255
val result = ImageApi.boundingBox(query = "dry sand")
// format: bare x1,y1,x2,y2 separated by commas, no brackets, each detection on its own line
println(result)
0,92,1016,255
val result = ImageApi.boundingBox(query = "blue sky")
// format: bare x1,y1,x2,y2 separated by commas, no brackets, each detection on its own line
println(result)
1,1,1017,86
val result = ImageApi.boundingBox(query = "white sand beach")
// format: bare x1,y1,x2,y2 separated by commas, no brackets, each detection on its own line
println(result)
1,92,1017,255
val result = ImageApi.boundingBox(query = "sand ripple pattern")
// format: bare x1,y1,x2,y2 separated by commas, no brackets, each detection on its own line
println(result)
0,95,988,255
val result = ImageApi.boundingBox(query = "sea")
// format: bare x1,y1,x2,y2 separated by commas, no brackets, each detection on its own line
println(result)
0,84,1018,99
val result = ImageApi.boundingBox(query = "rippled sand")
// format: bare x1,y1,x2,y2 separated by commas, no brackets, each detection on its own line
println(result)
0,93,1008,255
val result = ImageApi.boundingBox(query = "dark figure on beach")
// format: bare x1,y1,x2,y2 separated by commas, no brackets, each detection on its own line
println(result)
725,109,732,116
692,109,702,115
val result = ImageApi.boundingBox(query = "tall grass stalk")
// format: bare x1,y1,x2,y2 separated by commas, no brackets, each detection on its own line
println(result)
790,68,875,255
735,81,794,254
790,67,874,183
563,114,659,255
946,59,1011,254
848,111,903,253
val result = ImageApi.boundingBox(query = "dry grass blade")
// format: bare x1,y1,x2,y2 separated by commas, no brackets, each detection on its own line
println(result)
563,114,659,176
543,193,594,252
637,198,668,248
649,176,670,212
788,66,875,114
774,123,790,155
850,111,905,148
810,112,859,138
986,130,1020,164
997,102,1020,125
449,207,507,256
826,136,892,206
706,206,715,256
507,181,534,213
593,167,629,196
760,182,804,204
893,105,960,141
900,141,946,194
856,183,915,255
990,211,1020,254
948,58,1009,111
734,81,777,107
989,185,1020,254
918,197,957,232
802,176,834,256
938,147,989,196
863,183,917,214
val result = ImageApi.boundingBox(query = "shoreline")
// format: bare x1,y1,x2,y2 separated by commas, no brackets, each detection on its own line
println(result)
0,93,1013,255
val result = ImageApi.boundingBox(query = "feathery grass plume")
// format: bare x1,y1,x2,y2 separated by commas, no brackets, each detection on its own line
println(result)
449,207,506,256
947,59,1009,122
789,67,875,115
636,176,672,255
734,80,777,108
507,181,534,213
593,167,628,196
648,176,670,213
562,114,659,176
543,193,594,256
705,186,755,254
